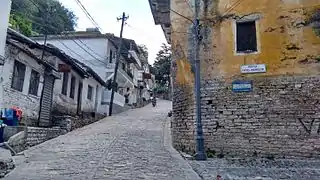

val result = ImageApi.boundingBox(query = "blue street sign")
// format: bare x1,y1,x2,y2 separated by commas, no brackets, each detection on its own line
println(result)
232,80,252,92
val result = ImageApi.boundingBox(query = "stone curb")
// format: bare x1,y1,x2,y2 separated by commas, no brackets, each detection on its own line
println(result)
163,116,202,180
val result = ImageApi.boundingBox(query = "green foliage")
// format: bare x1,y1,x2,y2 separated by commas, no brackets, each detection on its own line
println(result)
9,14,32,36
153,85,169,94
11,0,77,36
153,43,171,86
138,44,149,60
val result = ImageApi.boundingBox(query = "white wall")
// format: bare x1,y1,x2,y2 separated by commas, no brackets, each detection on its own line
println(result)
0,0,11,60
52,59,82,115
101,89,125,107
36,38,111,81
0,45,45,125
53,59,103,115
81,76,103,112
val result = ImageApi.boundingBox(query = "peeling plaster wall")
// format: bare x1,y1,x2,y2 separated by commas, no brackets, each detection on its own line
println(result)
170,0,197,153
170,0,320,158
206,0,320,80
52,58,82,116
1,45,45,126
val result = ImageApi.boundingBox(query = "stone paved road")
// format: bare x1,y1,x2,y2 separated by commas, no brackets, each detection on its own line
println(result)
189,158,320,180
5,100,200,180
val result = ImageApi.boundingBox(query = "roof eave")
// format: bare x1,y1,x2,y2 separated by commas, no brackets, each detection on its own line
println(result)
148,0,171,44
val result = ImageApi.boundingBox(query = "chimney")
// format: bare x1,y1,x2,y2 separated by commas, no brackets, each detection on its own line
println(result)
0,0,12,64
86,27,100,33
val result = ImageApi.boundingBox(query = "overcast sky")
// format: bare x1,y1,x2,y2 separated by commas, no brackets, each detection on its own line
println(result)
59,0,167,64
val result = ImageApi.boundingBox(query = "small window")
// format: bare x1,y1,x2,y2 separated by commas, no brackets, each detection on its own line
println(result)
61,72,69,95
69,75,76,99
28,70,40,96
11,61,26,92
122,63,126,71
236,21,257,53
87,85,93,100
109,50,113,63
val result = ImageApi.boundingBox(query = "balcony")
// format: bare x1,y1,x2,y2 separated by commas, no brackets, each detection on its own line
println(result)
106,63,115,70
128,50,142,68
101,90,125,107
106,63,134,84
126,70,133,79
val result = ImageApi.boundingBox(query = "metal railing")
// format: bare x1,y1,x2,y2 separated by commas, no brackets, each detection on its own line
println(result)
101,90,125,107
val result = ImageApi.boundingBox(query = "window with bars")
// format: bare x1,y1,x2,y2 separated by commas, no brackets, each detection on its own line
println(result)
28,70,40,96
61,72,69,95
69,75,76,99
87,85,93,100
11,61,26,92
236,21,257,53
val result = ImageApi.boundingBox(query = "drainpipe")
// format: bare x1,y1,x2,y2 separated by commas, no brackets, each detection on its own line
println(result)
194,0,207,160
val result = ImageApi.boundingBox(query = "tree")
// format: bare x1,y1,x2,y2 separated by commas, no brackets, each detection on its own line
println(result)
153,43,171,87
138,44,149,60
9,14,32,36
10,0,77,36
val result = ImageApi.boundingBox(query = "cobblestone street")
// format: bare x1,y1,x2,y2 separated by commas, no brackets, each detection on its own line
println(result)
189,158,320,180
4,100,200,180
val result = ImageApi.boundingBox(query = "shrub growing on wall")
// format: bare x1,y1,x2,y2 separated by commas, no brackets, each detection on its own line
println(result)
307,8,320,36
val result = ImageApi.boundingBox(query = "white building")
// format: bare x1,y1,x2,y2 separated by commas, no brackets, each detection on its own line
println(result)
2,29,59,127
45,44,107,117
1,28,107,127
32,29,145,110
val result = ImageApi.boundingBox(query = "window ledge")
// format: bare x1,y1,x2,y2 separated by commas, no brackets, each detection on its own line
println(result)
235,51,259,56
28,93,39,98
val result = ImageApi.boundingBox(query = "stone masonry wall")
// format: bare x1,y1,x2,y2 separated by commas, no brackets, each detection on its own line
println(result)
26,127,63,147
171,85,196,154
174,75,320,158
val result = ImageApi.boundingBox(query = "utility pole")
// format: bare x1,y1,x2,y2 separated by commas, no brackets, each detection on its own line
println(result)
109,12,129,116
194,0,207,161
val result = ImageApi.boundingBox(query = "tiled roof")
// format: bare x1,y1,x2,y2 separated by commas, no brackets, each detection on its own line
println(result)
7,28,107,86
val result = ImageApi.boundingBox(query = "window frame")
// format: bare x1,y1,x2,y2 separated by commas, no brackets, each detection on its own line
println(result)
28,69,40,96
61,72,69,95
69,75,76,99
234,19,260,56
11,60,26,92
109,50,113,63
87,85,93,100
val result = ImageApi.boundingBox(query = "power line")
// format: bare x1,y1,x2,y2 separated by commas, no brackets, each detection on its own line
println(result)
109,12,129,116
25,0,107,62
223,0,244,16
170,8,193,23
14,0,136,69
74,0,103,32
184,0,193,13
61,33,109,66
63,32,105,59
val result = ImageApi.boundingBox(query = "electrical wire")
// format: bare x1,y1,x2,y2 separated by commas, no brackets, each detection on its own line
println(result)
74,0,103,32
170,8,193,23
63,32,105,60
14,0,144,68
184,0,194,13
223,0,244,16
24,0,107,63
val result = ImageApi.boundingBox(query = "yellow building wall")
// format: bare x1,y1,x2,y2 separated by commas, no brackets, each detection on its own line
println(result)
205,0,320,80
169,0,320,158
170,0,320,83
